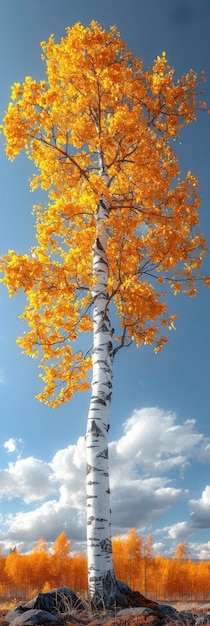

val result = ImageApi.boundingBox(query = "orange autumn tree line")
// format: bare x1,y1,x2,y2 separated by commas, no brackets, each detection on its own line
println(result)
1,530,210,602
0,532,87,600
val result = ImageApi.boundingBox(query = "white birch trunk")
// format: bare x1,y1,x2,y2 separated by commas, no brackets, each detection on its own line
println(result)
86,171,118,603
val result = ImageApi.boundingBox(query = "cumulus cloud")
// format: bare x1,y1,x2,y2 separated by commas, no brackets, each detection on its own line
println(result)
4,438,24,455
4,439,17,453
0,407,209,554
115,408,204,474
161,486,210,548
165,521,190,541
189,486,210,528
0,457,56,503
169,486,210,539
111,482,184,530
0,468,184,553
50,436,86,509
3,499,85,546
190,540,210,561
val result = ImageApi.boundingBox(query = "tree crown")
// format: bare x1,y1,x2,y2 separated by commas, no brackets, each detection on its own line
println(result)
0,21,209,406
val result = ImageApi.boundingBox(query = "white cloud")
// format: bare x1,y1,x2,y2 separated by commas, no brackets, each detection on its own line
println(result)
189,541,210,561
0,457,56,503
3,499,85,546
0,407,209,554
111,482,184,531
165,521,190,540
161,486,210,546
153,541,167,555
115,409,204,474
3,437,24,457
4,438,17,453
189,485,210,528
0,470,184,553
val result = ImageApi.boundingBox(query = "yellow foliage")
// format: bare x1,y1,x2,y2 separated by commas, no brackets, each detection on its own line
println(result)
2,530,210,601
0,21,209,406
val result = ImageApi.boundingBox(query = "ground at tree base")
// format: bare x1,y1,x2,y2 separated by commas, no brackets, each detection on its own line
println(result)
1,587,210,626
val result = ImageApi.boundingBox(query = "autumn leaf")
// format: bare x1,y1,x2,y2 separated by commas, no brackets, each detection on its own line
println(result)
0,21,209,405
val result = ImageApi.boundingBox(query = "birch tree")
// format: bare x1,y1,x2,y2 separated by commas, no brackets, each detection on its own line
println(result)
0,22,209,605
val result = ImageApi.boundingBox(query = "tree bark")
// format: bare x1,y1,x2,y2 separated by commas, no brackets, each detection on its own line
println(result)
86,190,118,605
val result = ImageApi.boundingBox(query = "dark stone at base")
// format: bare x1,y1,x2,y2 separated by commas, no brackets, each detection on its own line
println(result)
6,588,86,625
196,616,210,625
6,608,59,625
23,587,84,613
157,604,178,615
119,583,160,611
5,585,210,626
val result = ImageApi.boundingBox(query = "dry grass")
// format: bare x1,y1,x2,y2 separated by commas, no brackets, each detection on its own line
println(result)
1,593,210,626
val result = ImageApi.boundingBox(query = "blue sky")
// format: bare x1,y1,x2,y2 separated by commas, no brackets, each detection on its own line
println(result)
0,0,210,560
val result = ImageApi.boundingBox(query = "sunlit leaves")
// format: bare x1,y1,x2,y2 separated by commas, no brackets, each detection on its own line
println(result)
0,21,209,405
2,530,210,600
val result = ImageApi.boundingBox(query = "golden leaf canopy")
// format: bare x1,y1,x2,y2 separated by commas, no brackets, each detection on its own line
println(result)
0,21,208,405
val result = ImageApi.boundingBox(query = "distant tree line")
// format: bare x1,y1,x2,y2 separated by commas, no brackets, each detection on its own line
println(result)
0,529,210,603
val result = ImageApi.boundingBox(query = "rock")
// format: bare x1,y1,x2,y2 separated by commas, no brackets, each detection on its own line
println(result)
178,610,198,623
6,606,26,621
6,608,59,625
116,582,132,594
157,604,179,616
23,586,85,613
119,585,159,611
179,611,198,619
196,616,210,625
6,587,86,625
5,587,210,626
117,607,155,616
